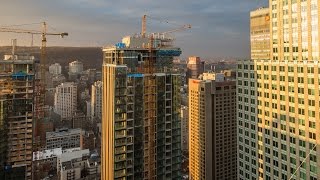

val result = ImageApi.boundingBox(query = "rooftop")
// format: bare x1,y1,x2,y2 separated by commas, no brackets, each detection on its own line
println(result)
46,128,82,138
33,148,63,161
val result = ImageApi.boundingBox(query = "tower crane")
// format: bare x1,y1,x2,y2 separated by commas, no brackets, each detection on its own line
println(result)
0,22,68,84
141,14,191,39
141,15,191,73
140,15,191,179
0,22,68,149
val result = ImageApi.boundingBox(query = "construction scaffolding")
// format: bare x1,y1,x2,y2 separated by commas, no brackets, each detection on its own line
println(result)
0,55,36,180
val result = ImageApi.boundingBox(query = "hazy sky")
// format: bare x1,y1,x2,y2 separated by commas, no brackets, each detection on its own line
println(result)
0,0,267,59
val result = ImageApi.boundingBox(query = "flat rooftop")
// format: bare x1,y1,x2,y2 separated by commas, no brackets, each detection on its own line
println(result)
46,128,82,138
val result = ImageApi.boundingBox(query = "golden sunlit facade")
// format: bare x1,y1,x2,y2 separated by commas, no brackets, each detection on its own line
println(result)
239,0,320,179
189,79,207,180
189,77,237,180
250,7,270,60
102,64,128,180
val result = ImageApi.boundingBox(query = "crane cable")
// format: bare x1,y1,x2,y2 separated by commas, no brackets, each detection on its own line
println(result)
288,142,317,180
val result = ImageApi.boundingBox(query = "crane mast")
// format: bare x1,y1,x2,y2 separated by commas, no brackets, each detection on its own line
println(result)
141,14,191,74
41,22,47,85
0,22,68,150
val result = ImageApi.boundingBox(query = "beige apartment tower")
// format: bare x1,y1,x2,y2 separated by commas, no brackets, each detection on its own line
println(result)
189,74,237,180
238,0,320,180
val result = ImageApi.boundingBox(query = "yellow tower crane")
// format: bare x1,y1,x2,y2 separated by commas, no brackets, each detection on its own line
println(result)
0,22,68,84
141,14,191,73
0,22,68,149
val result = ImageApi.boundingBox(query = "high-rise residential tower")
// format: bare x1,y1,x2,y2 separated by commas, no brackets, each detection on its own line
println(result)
0,54,35,179
54,82,77,119
102,35,182,180
49,63,62,76
238,1,320,179
189,73,237,180
69,60,83,74
91,81,102,120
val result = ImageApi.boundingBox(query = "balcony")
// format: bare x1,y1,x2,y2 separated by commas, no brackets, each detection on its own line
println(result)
114,169,126,178
115,146,126,155
115,162,126,170
115,139,126,146
115,154,126,162
115,123,126,130
115,131,126,139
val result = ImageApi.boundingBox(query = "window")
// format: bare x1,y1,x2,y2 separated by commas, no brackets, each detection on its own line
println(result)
308,89,315,95
288,66,294,72
309,121,316,129
299,140,306,147
310,154,317,162
298,119,305,126
309,110,315,117
298,97,304,104
308,78,314,84
298,77,304,83
308,67,314,73
309,132,316,140
289,96,294,103
310,164,317,174
288,76,294,82
279,66,285,71
299,129,306,136
290,157,296,164
308,99,315,106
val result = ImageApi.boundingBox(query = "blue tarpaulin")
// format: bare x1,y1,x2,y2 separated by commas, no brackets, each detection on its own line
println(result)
157,49,182,56
115,43,126,49
127,73,144,78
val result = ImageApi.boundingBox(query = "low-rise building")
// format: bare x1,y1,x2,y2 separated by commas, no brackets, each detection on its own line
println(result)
58,149,100,180
46,128,83,150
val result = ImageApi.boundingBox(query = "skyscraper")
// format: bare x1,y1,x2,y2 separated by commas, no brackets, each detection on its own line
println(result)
186,56,204,81
189,73,237,180
0,54,35,179
101,35,182,180
238,1,320,179
250,7,270,60
54,82,77,119
91,81,102,120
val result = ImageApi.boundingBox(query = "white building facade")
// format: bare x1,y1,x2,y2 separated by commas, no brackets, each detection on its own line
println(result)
69,60,83,74
54,82,77,119
49,63,62,75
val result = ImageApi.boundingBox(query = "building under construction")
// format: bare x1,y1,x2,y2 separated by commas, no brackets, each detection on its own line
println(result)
101,34,182,180
0,52,36,179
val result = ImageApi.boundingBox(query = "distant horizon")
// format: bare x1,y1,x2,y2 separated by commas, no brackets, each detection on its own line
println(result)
0,46,247,60
0,0,267,59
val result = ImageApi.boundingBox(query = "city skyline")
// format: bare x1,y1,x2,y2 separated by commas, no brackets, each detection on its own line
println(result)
2,0,320,179
0,0,267,59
